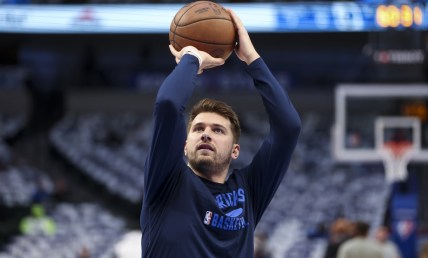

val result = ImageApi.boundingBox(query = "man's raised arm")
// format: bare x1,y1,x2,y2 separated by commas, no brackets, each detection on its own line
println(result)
144,47,224,204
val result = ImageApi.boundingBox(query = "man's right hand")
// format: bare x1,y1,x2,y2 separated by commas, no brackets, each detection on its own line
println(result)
228,9,260,66
169,45,225,74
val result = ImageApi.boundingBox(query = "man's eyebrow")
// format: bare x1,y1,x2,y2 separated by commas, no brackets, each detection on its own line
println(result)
192,122,228,130
211,123,227,130
192,122,205,127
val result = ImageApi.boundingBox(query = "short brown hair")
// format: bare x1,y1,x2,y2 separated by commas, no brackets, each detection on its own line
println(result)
187,98,241,143
354,221,370,236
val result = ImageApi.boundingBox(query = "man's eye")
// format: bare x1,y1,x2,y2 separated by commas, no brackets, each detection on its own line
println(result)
194,127,203,132
214,128,224,134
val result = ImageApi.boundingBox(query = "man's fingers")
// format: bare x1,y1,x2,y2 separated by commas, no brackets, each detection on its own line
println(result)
170,44,225,68
169,44,179,57
212,60,225,67
169,44,183,64
228,9,242,28
209,57,225,66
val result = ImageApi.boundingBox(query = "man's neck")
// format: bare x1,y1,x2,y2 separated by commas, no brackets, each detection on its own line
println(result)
188,164,228,184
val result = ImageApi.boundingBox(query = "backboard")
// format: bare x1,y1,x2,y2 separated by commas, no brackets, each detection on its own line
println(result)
332,84,428,181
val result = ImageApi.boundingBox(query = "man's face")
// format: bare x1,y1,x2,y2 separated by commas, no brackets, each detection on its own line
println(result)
185,112,239,176
375,227,388,242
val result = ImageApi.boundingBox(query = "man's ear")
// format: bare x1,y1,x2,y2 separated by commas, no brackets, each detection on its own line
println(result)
184,141,188,156
231,144,240,160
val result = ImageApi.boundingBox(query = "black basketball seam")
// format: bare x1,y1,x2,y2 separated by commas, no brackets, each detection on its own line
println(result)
173,1,231,26
173,2,198,26
173,1,213,26
175,17,233,27
169,32,236,46
172,2,202,46
174,41,184,50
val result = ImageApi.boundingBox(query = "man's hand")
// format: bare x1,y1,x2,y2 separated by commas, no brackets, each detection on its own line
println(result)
169,45,225,74
228,9,260,65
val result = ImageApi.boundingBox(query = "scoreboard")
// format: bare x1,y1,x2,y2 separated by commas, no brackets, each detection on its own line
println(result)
275,2,425,32
376,4,423,28
0,2,426,33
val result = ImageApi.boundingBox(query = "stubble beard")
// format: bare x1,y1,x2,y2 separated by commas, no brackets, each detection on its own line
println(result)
188,152,232,178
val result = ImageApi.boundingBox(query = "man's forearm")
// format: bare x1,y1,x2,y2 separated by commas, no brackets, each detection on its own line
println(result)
156,55,200,110
247,58,301,136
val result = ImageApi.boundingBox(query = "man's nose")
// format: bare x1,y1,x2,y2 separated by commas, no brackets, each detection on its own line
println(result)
201,133,211,142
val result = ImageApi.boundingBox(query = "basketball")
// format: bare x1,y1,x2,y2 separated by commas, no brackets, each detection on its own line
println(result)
169,1,237,60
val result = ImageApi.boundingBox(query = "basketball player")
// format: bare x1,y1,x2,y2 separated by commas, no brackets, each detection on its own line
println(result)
140,10,301,257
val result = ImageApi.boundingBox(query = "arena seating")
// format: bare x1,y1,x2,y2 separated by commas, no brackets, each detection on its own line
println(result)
0,114,54,208
0,114,26,140
0,203,126,258
0,113,128,258
256,114,389,257
50,113,150,203
0,166,54,207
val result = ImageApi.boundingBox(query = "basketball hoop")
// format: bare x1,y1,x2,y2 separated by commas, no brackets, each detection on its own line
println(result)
333,85,428,182
383,141,413,158
375,117,421,184
379,141,414,183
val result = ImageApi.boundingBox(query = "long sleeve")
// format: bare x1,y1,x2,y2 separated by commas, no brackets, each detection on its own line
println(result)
242,58,301,224
143,55,199,205
140,56,299,258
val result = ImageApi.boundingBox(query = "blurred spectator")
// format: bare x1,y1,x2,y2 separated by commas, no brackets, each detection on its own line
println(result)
420,242,428,258
78,246,91,258
324,218,354,258
337,221,383,258
375,225,401,258
307,222,328,239
346,132,362,148
52,178,71,203
31,177,51,205
19,203,56,236
254,232,272,258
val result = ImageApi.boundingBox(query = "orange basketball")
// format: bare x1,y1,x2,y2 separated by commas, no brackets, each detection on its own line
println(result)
169,1,237,60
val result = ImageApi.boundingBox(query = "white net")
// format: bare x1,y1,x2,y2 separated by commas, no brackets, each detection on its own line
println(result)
378,142,414,183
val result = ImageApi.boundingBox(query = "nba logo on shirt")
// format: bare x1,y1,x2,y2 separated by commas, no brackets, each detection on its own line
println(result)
204,211,212,225
397,220,414,240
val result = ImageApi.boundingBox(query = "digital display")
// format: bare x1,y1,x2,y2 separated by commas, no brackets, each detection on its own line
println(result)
376,4,424,28
0,3,426,33
275,2,426,32
402,101,428,122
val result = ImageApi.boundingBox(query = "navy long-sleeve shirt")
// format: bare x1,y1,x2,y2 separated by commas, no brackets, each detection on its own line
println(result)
140,55,301,257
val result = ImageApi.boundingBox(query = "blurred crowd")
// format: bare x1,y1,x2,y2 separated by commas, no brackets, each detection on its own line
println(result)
254,217,428,258
323,219,400,258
